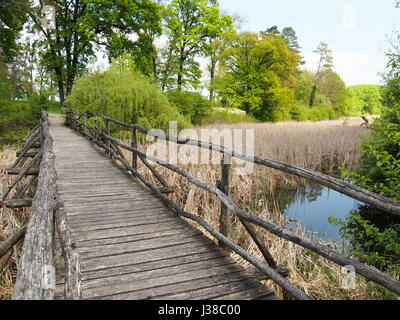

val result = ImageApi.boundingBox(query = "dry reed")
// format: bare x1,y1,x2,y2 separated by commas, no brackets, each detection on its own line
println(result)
125,117,385,300
0,145,29,300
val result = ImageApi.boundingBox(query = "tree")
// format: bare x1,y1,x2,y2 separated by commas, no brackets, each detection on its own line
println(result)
0,0,29,62
309,42,333,107
29,0,161,104
163,0,231,91
317,69,346,107
207,19,234,105
215,32,300,121
281,27,301,54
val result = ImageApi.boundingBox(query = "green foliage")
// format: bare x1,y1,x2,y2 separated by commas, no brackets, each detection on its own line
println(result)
214,31,301,122
66,66,190,132
0,0,29,62
30,0,161,103
336,52,400,296
345,85,385,116
162,0,232,91
203,108,256,125
0,87,43,145
166,90,212,125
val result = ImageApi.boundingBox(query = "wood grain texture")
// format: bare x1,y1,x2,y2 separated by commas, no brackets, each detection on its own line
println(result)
50,114,275,301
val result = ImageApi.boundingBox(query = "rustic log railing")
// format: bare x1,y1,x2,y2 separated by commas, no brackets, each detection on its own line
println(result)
66,111,400,300
0,111,81,300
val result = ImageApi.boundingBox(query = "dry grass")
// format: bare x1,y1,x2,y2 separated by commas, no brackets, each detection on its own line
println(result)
0,145,29,300
126,117,386,300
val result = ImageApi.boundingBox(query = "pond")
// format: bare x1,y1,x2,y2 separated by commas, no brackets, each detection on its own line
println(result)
278,184,362,243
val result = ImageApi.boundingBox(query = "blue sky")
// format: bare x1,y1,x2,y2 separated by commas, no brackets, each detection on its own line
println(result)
218,0,400,86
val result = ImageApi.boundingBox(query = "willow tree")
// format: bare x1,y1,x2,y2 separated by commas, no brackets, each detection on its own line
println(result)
29,0,161,104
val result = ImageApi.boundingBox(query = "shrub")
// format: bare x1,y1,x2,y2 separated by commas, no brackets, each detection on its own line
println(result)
166,90,211,125
66,67,190,132
203,108,256,125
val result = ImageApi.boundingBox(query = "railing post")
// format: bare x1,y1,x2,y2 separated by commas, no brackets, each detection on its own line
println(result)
83,114,88,136
218,152,231,250
105,118,111,157
93,115,98,141
132,128,138,171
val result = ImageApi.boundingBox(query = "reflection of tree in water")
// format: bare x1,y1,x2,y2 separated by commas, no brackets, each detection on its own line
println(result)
299,183,324,204
265,182,324,214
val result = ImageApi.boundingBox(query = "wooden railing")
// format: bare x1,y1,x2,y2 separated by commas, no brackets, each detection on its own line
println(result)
0,111,81,300
66,111,400,300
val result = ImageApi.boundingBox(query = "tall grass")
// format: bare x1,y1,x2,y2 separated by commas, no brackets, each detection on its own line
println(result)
0,145,29,300
124,117,387,300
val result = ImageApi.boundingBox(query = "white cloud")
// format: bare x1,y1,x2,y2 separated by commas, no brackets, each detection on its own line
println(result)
303,52,383,86
341,5,357,30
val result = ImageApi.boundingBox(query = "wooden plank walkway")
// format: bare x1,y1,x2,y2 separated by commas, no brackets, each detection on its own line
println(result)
49,114,276,300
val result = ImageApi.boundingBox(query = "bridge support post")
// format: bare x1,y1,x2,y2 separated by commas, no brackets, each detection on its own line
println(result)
218,153,231,250
131,128,138,171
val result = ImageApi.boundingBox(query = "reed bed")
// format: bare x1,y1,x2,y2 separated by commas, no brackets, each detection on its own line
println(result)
124,117,384,300
0,145,29,300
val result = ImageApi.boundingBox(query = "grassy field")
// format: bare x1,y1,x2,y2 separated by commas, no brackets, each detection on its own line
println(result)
0,116,385,300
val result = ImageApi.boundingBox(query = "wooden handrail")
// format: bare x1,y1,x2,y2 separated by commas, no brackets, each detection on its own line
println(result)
66,112,400,299
12,111,57,300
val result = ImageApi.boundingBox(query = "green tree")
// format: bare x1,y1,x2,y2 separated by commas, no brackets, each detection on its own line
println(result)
29,0,161,104
309,42,333,107
0,0,29,62
317,69,346,108
167,89,211,124
215,32,300,121
163,0,230,91
346,85,384,115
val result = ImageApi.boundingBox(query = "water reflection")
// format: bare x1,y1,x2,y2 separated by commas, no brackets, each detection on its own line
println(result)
276,184,361,242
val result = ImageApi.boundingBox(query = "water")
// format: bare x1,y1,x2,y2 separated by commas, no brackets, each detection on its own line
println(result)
281,184,361,242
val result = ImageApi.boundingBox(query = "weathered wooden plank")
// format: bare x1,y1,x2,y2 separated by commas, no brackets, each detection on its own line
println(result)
214,286,276,300
75,227,202,249
66,208,173,223
70,215,179,233
80,241,221,272
57,249,225,283
74,223,195,242
58,254,234,288
158,279,274,300
86,267,263,300
78,234,207,260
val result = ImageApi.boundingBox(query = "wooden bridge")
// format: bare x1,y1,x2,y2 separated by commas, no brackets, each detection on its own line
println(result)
1,111,400,300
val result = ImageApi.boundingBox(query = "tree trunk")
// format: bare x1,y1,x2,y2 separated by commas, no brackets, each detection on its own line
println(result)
209,57,216,106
